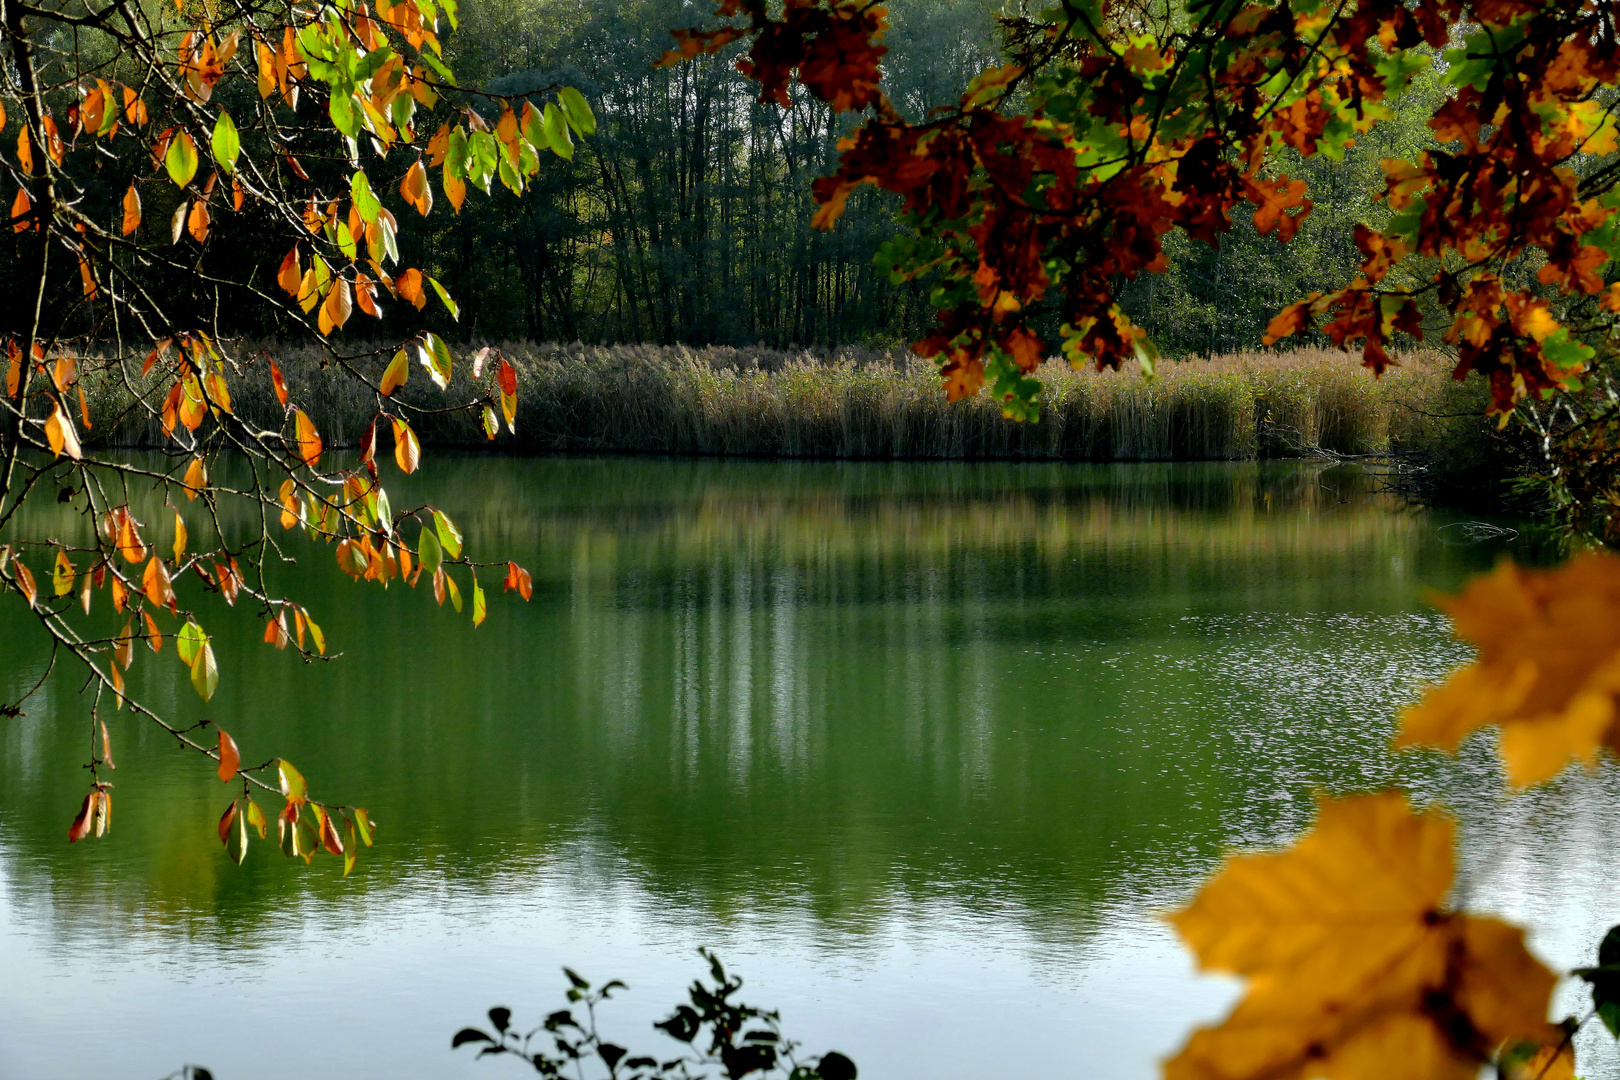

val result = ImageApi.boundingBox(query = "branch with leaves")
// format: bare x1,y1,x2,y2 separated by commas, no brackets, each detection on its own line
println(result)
454,953,858,1080
0,0,587,867
652,3,1620,1076
661,0,1620,436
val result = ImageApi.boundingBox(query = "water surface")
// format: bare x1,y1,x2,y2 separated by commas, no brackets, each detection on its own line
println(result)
1,458,1613,1079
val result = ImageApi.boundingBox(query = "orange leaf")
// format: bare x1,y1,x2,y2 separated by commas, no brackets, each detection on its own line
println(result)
503,561,533,601
68,791,96,842
186,199,210,242
44,401,82,459
122,183,141,235
15,560,37,608
217,728,240,781
318,276,352,336
1248,175,1313,243
396,268,426,310
444,163,465,212
391,416,420,474
141,555,174,608
8,186,31,234
355,274,381,317
399,159,431,216
293,409,322,468
269,359,289,406
16,125,34,174
183,455,207,500
277,246,302,297
264,611,289,649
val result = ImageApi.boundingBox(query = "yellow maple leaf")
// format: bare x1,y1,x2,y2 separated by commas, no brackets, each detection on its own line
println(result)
1165,792,1557,1080
1397,554,1620,786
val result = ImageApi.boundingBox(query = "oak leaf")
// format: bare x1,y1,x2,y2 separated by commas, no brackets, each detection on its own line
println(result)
1398,554,1620,786
1167,791,1557,1080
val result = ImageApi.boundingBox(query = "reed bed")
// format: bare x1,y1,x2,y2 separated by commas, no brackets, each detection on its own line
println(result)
85,342,1459,462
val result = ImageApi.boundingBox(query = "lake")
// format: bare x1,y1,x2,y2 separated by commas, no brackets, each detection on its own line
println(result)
2,457,1616,1079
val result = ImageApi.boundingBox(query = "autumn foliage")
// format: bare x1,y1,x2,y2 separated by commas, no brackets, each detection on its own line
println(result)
654,0,1620,1077
665,0,1620,423
1,0,586,870
1170,792,1559,1080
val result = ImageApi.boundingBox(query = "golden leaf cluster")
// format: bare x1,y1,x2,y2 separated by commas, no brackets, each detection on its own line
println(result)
1167,792,1558,1080
1398,553,1620,786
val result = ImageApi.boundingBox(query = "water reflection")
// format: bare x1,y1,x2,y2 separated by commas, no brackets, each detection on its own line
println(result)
1,457,1604,1080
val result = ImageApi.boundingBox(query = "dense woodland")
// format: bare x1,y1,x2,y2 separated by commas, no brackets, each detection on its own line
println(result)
0,0,1450,357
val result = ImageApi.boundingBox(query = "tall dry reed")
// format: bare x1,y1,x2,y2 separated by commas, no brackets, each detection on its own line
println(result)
84,342,1458,462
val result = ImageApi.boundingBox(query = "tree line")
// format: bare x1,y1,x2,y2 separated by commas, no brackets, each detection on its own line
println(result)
0,0,1449,356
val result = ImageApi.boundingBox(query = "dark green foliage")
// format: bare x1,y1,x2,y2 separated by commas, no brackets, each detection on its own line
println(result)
455,952,856,1080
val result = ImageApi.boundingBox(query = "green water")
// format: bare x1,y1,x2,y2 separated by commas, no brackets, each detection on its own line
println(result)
0,457,1615,1079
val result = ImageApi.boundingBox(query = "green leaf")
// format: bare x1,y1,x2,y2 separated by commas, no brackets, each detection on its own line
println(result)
278,759,308,803
177,619,205,666
226,800,250,864
245,797,268,838
335,220,358,261
353,806,376,846
542,102,573,160
469,131,498,192
498,155,522,195
445,570,463,613
424,332,453,387
329,93,360,139
351,170,381,225
375,486,393,537
190,639,218,701
432,508,463,559
416,48,456,87
558,87,595,136
417,524,443,578
166,131,199,188
416,340,448,390
211,111,240,173
447,128,470,181
427,276,459,321
305,615,326,656
471,575,486,626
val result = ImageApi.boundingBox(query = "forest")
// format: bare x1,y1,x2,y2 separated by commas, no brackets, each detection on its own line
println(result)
0,0,1446,357
5,0,1620,1078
